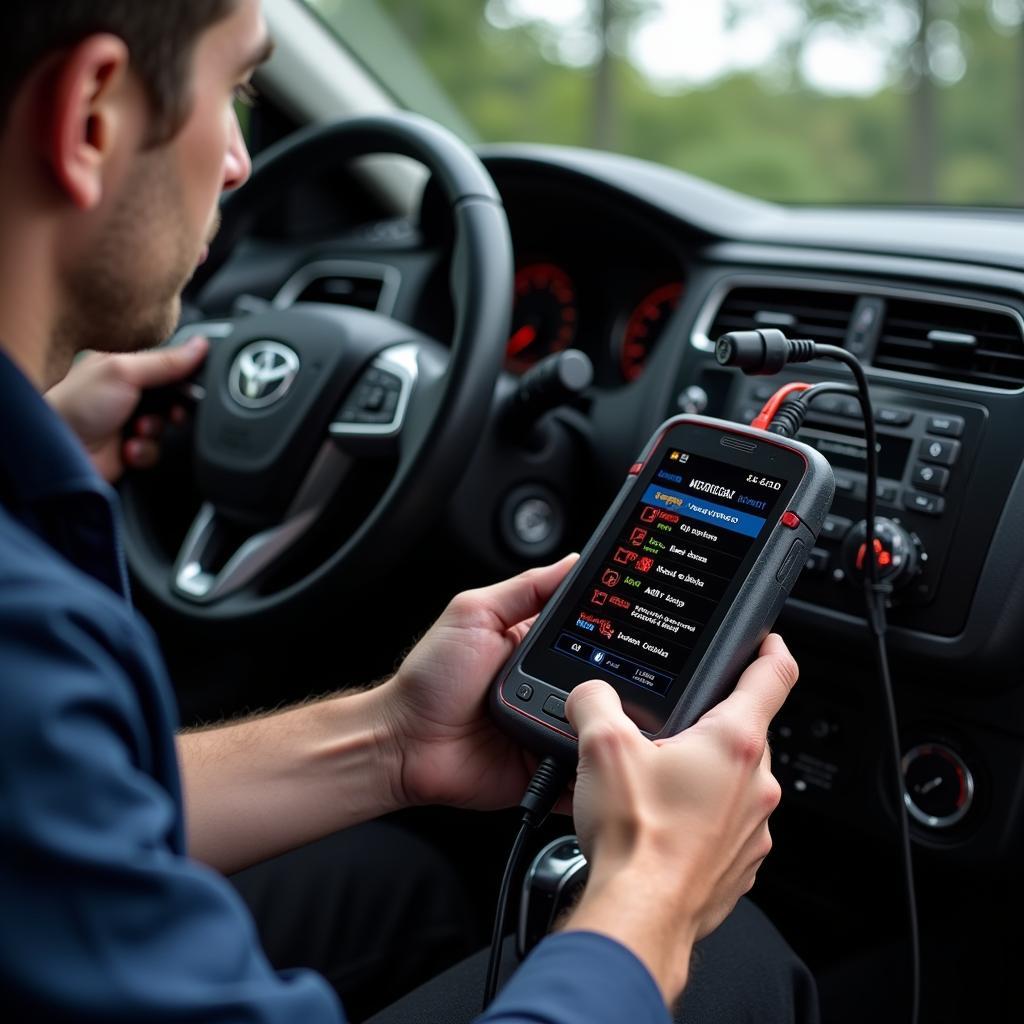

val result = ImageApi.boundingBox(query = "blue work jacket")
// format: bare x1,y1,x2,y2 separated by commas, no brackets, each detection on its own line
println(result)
0,349,667,1023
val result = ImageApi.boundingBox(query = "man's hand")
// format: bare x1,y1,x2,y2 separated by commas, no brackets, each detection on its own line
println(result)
46,338,208,483
562,634,798,1004
377,554,578,812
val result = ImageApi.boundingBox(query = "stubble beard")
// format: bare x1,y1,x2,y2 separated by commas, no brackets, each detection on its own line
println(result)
55,149,198,365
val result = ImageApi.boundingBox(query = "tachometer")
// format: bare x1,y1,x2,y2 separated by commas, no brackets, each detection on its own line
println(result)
620,282,684,382
506,263,577,372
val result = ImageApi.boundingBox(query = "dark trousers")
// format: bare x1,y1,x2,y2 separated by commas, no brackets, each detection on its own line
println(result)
232,824,819,1024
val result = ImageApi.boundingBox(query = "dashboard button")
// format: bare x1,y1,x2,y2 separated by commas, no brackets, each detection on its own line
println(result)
821,514,852,541
904,492,945,516
836,396,862,419
516,683,534,701
877,482,901,506
919,437,960,466
542,695,568,721
926,414,965,438
834,474,856,495
911,463,950,494
875,406,913,426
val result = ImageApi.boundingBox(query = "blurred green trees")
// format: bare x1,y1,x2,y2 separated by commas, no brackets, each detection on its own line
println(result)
309,0,1024,204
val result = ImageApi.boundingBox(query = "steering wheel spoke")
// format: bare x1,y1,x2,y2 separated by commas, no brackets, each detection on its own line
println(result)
172,442,352,603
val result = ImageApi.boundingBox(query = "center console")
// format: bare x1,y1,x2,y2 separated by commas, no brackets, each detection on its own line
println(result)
727,375,991,636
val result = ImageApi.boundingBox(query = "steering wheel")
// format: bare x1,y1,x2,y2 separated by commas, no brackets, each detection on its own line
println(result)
121,113,513,621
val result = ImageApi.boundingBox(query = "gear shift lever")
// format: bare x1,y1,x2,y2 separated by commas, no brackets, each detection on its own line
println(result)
516,835,589,959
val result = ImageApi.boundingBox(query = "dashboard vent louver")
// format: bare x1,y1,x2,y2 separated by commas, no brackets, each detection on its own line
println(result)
874,298,1024,390
707,286,857,347
291,272,384,311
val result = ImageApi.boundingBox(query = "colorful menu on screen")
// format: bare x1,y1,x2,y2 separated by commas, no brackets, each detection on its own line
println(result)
548,448,788,697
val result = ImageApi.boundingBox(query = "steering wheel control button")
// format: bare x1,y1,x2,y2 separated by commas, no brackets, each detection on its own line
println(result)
229,341,301,409
338,368,404,424
902,743,974,829
780,510,801,529
919,437,961,466
904,492,945,516
911,463,950,494
925,414,965,438
820,514,852,542
542,695,568,721
501,485,565,558
331,348,418,439
516,683,534,702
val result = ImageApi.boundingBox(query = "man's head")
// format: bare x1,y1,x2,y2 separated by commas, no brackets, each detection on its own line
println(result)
0,1,272,384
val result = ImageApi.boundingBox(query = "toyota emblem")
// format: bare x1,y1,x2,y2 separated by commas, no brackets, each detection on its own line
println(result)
229,341,300,409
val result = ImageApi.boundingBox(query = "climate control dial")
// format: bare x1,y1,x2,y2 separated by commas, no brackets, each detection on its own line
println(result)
841,517,921,590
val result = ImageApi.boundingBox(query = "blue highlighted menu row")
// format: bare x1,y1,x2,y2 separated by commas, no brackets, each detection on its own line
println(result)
641,484,766,538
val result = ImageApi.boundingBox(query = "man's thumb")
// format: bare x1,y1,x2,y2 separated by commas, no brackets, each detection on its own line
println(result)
121,336,209,389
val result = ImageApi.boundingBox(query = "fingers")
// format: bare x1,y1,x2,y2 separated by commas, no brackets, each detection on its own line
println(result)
122,438,160,470
132,415,164,440
456,553,579,631
117,336,209,389
566,679,643,749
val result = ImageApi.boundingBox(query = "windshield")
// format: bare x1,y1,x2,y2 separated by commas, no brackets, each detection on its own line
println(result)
303,0,1024,206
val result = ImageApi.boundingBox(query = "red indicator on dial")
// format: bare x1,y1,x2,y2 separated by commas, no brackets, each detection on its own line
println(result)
506,263,577,373
620,282,684,382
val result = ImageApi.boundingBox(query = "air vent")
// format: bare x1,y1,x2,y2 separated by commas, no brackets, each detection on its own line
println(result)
291,274,383,311
874,298,1024,390
274,260,400,315
707,286,857,347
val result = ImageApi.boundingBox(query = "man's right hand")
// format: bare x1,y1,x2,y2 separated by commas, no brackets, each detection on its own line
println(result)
561,633,798,1005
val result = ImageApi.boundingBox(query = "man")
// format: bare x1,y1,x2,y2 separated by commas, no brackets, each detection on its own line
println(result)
0,2,817,1021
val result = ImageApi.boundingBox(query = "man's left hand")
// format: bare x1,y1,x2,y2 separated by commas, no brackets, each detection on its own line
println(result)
378,554,577,813
46,338,209,483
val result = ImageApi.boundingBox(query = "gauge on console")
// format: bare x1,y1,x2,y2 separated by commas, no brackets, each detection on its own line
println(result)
619,282,684,382
506,263,578,373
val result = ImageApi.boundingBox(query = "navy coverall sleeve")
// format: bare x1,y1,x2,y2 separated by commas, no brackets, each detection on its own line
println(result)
0,582,341,1022
480,931,671,1024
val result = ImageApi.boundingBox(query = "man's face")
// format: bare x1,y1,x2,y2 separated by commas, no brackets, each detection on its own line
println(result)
61,0,266,356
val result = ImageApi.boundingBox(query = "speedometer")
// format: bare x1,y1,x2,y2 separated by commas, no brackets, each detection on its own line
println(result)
620,282,684,382
506,263,577,373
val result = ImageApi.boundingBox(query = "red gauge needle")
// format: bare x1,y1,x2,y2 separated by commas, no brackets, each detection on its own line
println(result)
507,324,537,357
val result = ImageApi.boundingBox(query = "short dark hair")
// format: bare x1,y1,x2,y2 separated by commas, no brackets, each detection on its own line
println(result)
0,0,237,143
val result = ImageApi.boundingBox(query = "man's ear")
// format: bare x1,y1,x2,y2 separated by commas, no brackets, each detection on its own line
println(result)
44,34,134,211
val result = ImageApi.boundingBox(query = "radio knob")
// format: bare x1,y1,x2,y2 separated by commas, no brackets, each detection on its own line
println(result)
841,517,921,590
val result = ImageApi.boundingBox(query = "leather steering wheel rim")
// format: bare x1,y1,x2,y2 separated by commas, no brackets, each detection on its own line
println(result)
121,112,513,622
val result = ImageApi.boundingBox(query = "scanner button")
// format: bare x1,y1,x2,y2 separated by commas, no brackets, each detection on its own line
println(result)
776,539,806,587
542,696,568,721
516,683,534,702
781,511,801,529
